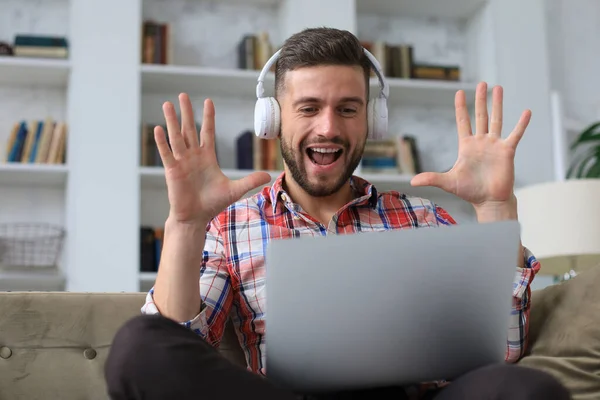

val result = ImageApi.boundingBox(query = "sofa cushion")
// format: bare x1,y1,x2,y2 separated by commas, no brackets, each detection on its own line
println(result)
519,264,600,399
0,292,246,400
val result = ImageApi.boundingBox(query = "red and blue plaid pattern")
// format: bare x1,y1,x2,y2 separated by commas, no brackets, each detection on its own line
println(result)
143,172,540,388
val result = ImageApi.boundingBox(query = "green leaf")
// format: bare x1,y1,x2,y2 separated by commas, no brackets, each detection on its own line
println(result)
570,121,600,150
566,148,597,178
584,151,600,178
567,148,599,178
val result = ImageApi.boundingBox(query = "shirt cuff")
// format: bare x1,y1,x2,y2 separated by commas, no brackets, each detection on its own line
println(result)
141,288,210,338
512,246,541,299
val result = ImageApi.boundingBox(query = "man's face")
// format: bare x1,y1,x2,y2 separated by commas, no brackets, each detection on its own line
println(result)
278,64,368,197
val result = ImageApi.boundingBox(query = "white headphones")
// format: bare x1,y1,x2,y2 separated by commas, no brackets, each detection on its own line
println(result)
253,48,389,141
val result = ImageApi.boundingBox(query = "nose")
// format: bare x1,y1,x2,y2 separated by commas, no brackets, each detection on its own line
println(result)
315,107,341,139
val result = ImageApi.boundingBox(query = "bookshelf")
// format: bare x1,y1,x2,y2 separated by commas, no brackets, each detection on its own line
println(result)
0,0,71,291
1,0,555,293
141,62,481,107
355,0,487,19
141,64,273,98
0,57,70,88
0,163,68,187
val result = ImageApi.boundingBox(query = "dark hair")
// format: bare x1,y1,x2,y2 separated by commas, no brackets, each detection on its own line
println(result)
274,27,372,98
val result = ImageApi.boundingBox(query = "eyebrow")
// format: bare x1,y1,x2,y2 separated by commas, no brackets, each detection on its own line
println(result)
292,96,365,107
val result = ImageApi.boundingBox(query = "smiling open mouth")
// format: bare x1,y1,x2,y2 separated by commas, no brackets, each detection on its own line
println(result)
307,148,343,166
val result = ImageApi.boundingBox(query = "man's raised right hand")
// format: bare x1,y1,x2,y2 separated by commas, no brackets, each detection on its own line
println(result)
155,93,271,226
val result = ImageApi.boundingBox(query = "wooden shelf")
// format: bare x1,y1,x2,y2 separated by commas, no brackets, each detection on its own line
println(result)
0,163,68,187
139,165,454,200
383,77,478,107
139,166,279,190
0,57,70,88
141,63,478,107
356,0,487,20
139,271,157,282
141,64,271,98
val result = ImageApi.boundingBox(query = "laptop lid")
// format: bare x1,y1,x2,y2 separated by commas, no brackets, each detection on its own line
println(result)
265,220,521,393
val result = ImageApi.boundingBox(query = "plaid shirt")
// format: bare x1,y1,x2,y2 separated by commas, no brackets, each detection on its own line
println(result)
143,172,540,395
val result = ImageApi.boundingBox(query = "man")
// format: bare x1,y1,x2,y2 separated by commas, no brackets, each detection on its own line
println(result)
105,28,570,399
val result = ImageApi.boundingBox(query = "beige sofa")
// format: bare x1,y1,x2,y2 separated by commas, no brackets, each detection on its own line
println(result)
0,265,599,400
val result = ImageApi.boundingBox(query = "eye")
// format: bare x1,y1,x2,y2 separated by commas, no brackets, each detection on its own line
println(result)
300,107,318,114
340,107,357,116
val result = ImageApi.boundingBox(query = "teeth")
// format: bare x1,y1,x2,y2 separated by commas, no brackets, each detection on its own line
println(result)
310,148,340,154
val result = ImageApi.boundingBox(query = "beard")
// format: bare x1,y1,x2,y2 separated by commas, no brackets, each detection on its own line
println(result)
280,135,365,197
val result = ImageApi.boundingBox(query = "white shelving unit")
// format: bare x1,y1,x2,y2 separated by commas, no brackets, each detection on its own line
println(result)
141,63,480,107
2,0,555,293
0,163,68,187
355,0,487,19
0,57,70,88
0,0,71,291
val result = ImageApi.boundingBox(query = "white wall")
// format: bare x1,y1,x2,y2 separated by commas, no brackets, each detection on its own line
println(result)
545,0,600,143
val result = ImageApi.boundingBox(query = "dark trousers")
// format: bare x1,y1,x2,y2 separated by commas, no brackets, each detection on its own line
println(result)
105,315,571,400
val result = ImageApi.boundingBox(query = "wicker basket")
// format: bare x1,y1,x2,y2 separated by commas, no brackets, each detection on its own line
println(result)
0,223,65,271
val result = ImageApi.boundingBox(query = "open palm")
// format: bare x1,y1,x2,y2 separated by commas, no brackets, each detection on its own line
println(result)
411,83,532,207
155,94,271,225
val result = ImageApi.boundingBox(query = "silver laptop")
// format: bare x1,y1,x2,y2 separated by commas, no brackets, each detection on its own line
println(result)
265,220,521,394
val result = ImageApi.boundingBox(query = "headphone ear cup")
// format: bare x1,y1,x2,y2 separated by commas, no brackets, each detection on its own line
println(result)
368,97,388,140
254,97,281,139
367,99,375,140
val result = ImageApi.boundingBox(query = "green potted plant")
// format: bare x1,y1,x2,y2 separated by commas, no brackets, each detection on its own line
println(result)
566,121,600,178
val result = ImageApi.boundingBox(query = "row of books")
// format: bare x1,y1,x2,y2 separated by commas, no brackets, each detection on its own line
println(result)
4,119,68,164
141,121,420,176
361,135,422,175
141,20,172,65
140,226,163,273
140,20,459,83
237,31,274,71
361,40,459,81
0,34,68,59
235,129,422,175
140,122,205,167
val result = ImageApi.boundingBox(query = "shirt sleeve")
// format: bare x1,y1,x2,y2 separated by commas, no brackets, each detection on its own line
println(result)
432,203,540,363
505,247,540,363
141,216,233,347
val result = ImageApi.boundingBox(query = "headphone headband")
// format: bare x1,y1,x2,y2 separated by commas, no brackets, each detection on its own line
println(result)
256,48,389,100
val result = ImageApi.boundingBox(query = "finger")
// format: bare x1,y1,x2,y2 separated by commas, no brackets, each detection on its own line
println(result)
455,90,472,138
199,98,216,149
506,109,532,148
162,101,187,157
410,172,452,192
230,171,272,200
179,93,199,147
475,82,488,135
489,85,503,137
154,125,176,168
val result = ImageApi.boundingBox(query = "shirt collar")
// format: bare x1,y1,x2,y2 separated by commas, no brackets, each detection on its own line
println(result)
268,171,378,214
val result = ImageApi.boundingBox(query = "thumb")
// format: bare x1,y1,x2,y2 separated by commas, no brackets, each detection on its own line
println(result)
230,171,272,199
410,172,446,189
